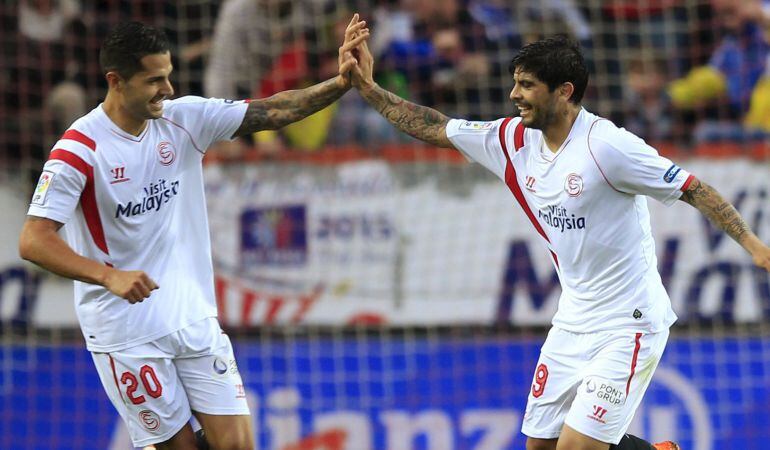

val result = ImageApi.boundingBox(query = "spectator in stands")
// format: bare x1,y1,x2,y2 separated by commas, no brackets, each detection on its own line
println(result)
592,1,692,125
668,0,770,142
518,0,591,44
600,0,686,49
381,0,513,118
1,0,88,176
742,1,770,134
18,0,87,131
622,51,675,143
204,0,402,155
324,3,411,148
202,0,301,158
204,0,304,100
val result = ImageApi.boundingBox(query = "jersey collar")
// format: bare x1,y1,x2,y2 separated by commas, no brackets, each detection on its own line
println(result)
539,107,588,163
97,104,151,143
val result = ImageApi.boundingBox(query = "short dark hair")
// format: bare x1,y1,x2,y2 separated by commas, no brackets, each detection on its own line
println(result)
509,35,589,104
99,22,171,80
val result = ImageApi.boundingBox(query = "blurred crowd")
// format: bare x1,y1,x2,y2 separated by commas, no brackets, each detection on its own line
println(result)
2,0,770,174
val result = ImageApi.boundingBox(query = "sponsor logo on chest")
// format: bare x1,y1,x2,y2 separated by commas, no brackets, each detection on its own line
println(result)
115,178,181,218
537,204,586,233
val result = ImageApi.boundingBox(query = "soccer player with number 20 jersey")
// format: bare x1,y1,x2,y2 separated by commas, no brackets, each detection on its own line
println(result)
19,18,369,450
348,21,770,450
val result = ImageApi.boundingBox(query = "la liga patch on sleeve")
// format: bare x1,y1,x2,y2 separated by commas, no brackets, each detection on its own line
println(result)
458,121,494,131
31,170,55,205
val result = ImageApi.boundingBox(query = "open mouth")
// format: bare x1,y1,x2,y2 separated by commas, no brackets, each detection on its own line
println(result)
518,104,532,117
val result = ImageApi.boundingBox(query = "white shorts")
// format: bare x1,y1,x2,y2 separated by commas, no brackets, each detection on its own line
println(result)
91,317,250,447
520,327,668,445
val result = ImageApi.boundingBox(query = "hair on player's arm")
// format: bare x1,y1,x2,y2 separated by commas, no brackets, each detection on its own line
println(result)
358,83,454,148
679,177,752,246
232,78,347,137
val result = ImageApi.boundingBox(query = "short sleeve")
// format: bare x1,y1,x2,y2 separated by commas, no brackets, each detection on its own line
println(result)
163,96,249,151
27,160,85,224
589,127,693,206
446,118,509,180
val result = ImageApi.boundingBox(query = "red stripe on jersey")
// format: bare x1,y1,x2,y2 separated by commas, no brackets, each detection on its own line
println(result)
49,149,89,176
48,149,110,255
513,120,525,151
498,117,513,152
62,129,96,151
498,120,559,268
626,333,643,395
680,174,695,192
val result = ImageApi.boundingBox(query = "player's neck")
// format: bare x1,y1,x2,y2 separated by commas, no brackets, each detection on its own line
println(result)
103,92,148,136
542,105,580,153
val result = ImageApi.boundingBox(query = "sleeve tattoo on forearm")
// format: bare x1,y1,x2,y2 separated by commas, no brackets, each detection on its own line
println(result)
364,85,450,147
234,78,346,136
680,178,751,244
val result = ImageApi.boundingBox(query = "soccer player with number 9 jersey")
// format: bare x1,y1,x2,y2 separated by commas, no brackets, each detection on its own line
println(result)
347,22,770,450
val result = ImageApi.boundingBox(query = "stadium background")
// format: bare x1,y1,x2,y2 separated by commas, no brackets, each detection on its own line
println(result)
1,1,770,449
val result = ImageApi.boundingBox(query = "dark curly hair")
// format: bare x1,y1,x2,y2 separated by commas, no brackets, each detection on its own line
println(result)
509,35,589,104
99,22,171,80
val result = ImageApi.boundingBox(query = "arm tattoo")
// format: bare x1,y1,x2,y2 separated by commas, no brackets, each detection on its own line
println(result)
233,78,347,136
361,84,452,148
680,178,751,245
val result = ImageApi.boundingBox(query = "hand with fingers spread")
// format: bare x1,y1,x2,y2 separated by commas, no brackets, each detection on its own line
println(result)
342,13,454,148
350,28,375,92
337,13,370,90
102,268,159,304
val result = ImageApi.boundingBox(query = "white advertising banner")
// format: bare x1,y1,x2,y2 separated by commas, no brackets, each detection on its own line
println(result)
2,158,769,327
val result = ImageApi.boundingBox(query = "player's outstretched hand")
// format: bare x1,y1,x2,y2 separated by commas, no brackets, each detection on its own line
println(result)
337,13,369,89
351,30,374,91
751,244,770,272
103,269,159,304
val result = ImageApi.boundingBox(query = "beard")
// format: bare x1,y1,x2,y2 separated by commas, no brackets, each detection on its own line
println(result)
522,103,558,130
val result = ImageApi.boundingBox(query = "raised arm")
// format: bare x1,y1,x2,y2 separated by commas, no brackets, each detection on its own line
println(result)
351,29,454,148
232,15,369,137
680,177,770,271
232,79,349,136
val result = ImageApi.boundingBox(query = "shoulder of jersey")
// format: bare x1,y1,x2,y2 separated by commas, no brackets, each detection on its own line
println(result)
585,117,631,145
500,116,525,132
64,112,101,150
159,96,213,123
164,95,208,106
508,116,533,139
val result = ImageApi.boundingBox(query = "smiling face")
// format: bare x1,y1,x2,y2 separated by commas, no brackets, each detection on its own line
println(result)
115,52,174,122
509,68,561,130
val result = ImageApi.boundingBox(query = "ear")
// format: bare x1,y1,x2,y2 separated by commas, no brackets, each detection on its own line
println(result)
105,71,124,91
560,82,575,102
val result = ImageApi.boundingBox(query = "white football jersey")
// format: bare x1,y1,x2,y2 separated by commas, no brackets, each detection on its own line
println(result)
28,96,248,351
447,109,691,333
